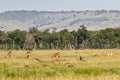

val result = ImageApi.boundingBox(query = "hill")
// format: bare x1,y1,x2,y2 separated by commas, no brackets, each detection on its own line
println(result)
0,10,120,31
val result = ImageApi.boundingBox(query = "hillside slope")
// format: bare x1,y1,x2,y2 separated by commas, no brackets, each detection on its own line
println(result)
0,10,120,31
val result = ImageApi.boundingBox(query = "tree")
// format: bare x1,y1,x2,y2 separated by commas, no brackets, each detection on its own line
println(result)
76,25,89,49
7,29,27,49
24,34,36,50
34,31,44,49
63,32,74,49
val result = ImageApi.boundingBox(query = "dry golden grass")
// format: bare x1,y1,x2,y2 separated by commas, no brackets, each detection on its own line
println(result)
0,49,120,80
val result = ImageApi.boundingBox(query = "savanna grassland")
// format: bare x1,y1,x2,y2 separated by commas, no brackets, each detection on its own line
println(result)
0,49,120,80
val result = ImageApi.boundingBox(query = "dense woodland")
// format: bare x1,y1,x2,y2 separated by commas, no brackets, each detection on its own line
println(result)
0,25,120,50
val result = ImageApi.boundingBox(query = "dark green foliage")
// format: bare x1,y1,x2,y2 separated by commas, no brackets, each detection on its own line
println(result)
0,26,120,50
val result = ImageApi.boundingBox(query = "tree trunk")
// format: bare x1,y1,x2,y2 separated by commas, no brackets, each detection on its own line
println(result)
5,42,8,50
75,37,77,49
12,39,15,49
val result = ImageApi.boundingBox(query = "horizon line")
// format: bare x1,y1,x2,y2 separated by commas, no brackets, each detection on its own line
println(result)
1,9,120,13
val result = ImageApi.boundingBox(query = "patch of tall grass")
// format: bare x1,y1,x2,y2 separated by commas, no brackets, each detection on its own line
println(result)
0,49,120,80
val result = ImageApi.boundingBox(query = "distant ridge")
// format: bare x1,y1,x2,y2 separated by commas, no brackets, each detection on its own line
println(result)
0,10,120,31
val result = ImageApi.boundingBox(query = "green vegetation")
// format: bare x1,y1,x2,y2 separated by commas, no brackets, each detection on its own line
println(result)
0,25,120,50
0,49,120,80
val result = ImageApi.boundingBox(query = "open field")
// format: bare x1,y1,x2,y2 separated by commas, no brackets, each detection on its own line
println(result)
0,49,120,80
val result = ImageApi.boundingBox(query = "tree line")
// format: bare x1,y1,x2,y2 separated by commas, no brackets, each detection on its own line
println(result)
0,25,120,50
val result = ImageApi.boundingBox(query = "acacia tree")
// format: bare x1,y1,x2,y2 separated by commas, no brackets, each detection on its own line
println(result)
42,29,51,49
63,32,74,49
76,25,89,49
7,29,27,49
24,34,36,50
114,28,120,48
59,29,69,49
49,32,59,49
34,31,44,49
0,31,8,50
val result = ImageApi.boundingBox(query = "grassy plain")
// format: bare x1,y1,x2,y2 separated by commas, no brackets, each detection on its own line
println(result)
0,49,120,80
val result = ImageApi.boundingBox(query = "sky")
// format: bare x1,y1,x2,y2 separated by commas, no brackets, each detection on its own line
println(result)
0,0,120,12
